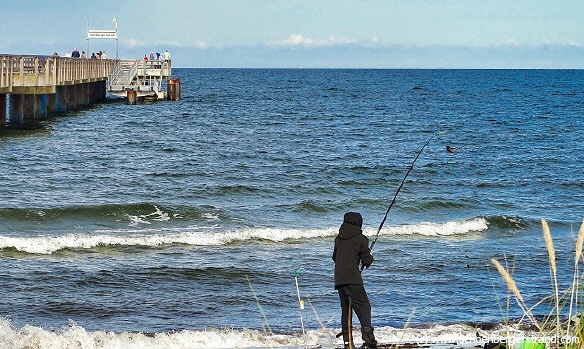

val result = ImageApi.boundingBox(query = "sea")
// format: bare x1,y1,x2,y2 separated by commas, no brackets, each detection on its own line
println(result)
0,68,583,349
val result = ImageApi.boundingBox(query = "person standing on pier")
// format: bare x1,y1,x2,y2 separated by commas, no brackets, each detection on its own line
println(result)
71,48,80,58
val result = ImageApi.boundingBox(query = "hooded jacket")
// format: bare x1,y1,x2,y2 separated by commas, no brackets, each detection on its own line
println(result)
332,212,374,288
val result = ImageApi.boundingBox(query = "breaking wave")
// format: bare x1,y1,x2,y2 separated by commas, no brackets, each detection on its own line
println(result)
0,216,498,255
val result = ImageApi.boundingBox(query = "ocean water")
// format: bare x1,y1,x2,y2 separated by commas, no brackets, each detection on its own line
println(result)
0,68,583,348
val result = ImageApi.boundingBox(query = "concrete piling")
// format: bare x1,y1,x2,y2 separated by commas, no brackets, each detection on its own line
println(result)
0,94,6,128
9,94,24,124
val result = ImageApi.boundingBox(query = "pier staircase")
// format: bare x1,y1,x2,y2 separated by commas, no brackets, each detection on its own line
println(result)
108,59,172,100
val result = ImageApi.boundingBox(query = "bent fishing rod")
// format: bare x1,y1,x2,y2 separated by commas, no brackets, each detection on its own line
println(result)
362,135,435,270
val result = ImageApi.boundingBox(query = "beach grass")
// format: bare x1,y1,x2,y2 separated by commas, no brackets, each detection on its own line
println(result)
490,219,584,349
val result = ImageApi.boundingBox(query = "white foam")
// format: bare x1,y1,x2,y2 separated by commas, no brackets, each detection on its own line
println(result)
0,228,335,255
379,217,489,237
0,218,488,254
0,319,552,349
127,206,171,226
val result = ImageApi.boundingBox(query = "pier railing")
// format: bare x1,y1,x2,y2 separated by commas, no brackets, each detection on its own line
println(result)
1,55,118,93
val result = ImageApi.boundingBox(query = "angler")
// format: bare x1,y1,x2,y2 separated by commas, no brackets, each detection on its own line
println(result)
333,134,440,349
333,212,376,349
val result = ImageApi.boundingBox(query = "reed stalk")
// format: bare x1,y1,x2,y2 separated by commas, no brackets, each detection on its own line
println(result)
567,220,584,337
542,219,560,339
245,274,274,336
489,256,515,340
395,308,416,349
490,258,541,329
307,298,326,330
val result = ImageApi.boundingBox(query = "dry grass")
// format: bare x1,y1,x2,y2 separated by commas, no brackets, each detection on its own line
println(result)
542,219,561,339
491,219,584,349
490,257,540,329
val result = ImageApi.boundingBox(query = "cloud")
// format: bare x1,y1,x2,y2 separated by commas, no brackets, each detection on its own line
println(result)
500,38,519,47
192,41,209,50
283,34,314,46
189,41,584,69
125,38,141,48
278,34,358,47
153,40,182,48
488,38,583,49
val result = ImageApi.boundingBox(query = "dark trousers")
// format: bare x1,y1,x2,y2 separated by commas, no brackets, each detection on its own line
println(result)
337,284,372,331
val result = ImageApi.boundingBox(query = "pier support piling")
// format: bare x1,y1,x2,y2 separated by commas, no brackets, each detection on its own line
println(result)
47,93,56,113
55,85,70,112
0,94,6,128
127,89,137,105
22,95,37,122
166,78,181,101
9,94,24,125
39,94,48,119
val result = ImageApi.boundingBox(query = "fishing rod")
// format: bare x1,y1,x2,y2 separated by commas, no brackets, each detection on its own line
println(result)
365,135,436,265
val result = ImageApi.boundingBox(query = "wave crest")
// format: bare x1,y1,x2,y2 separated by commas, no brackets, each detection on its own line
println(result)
378,217,489,237
0,227,337,255
0,217,495,255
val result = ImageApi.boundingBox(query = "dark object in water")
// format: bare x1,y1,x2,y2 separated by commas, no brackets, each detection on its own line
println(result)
446,145,456,153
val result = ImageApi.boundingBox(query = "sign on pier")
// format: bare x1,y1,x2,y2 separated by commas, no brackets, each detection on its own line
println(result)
87,30,117,39
87,17,119,59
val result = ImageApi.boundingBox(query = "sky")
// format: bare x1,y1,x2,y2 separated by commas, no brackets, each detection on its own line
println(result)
0,0,583,68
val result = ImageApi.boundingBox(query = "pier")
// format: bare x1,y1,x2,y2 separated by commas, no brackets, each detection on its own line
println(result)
0,54,178,128
1,55,117,128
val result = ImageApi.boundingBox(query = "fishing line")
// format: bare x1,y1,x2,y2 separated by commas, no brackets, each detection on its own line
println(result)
370,134,435,251
362,133,440,272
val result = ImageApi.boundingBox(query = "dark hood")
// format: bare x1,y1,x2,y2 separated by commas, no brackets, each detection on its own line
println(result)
343,212,363,227
338,212,363,240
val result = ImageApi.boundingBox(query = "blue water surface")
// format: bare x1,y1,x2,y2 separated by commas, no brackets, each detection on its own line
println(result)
0,69,583,334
